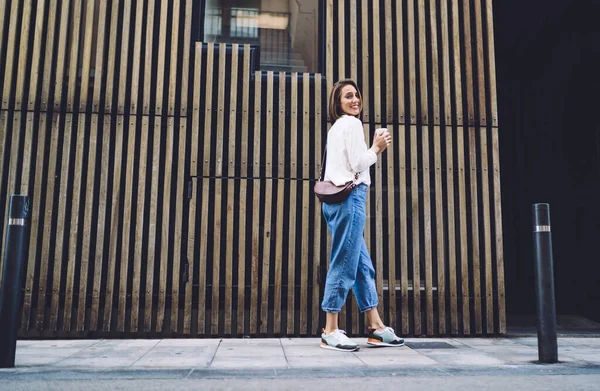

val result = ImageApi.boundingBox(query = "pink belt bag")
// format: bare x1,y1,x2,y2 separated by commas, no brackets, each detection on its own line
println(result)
313,145,359,204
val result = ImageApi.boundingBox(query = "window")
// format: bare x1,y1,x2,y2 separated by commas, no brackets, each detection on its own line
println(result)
203,0,320,73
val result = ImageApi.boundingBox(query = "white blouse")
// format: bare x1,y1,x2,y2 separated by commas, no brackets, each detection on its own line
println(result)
323,115,377,186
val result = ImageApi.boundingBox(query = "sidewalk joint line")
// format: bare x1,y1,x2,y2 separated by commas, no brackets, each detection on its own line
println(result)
207,339,222,368
50,339,104,366
128,339,163,367
279,339,291,368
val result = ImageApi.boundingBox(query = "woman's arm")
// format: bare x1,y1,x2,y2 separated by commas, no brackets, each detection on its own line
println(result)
346,119,378,173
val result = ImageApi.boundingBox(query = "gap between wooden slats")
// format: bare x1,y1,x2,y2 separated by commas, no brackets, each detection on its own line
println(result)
409,123,421,335
384,0,393,123
103,0,121,113
312,77,323,336
386,124,397,330
360,0,369,122
274,73,285,335
398,124,409,335
300,74,311,335
287,73,298,335
372,0,381,123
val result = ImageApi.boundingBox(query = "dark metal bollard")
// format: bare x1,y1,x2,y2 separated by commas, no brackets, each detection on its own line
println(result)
532,203,558,363
0,195,30,368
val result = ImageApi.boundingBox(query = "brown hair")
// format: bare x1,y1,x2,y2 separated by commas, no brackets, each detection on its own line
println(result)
328,79,362,122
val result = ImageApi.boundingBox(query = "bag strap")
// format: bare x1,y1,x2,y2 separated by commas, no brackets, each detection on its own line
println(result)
318,144,359,182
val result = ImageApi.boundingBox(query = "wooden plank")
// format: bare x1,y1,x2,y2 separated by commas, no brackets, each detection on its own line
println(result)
129,0,146,113
396,0,406,123
433,125,446,334
486,0,498,127
479,125,493,334
0,0,8,73
198,44,215,335
210,43,227,335
63,114,87,331
250,71,261,334
103,0,121,112
167,0,181,116
65,0,84,112
468,125,482,335
49,113,73,331
386,124,397,329
375,127,384,316
274,72,285,335
117,116,136,332
410,123,421,335
300,74,310,335
462,0,475,126
237,45,251,335
337,0,344,78
326,0,333,94
474,0,487,126
144,119,161,331
360,0,369,122
77,114,99,331
398,124,409,335
142,0,156,115
14,0,34,109
491,127,505,333
417,0,429,124
385,0,393,122
21,113,47,331
407,0,417,123
78,0,97,112
90,116,111,331
260,71,275,335
179,0,193,116
1,0,22,109
103,116,124,332
156,118,175,332
91,0,109,112
35,113,61,330
429,0,441,125
372,0,381,123
170,118,187,332
223,44,239,335
445,124,458,334
451,0,463,126
421,124,434,335
154,0,169,114
457,125,470,334
349,0,357,80
39,0,59,111
312,76,322,335
286,73,298,335
440,0,452,124
131,117,149,332
26,0,47,111
116,0,133,114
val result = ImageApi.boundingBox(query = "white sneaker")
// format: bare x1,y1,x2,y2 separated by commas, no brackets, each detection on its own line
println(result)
367,326,405,347
320,329,360,352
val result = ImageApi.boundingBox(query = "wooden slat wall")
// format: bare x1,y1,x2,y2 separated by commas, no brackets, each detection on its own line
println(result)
0,0,505,338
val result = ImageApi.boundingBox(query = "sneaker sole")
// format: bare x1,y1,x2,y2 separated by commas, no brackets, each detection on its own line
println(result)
320,342,360,352
367,339,405,347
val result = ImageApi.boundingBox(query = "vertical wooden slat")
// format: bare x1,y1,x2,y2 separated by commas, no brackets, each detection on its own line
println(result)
170,119,186,332
26,0,46,111
77,0,96,112
300,74,310,335
116,0,133,114
210,43,226,335
91,0,109,112
236,45,251,335
39,0,59,112
250,71,261,335
338,0,345,78
117,117,136,332
374,128,384,316
198,44,215,335
396,0,405,123
129,0,146,113
156,118,174,332
407,0,417,124
131,117,148,332
386,124,396,328
103,0,121,112
312,76,322,335
90,116,111,331
142,0,156,115
385,0,393,123
145,118,161,331
440,0,452,124
21,113,46,330
274,72,285,335
19,112,34,201
35,113,61,330
167,0,181,116
49,113,72,331
260,71,274,335
372,0,381,123
486,0,498,127
77,114,99,331
1,0,22,109
326,0,333,94
410,122,421,335
287,73,298,335
0,0,8,72
63,114,87,331
103,116,124,332
349,0,357,80
180,0,193,117
491,127,505,334
360,0,369,122
398,124,409,335
223,44,239,335
14,0,34,110
154,0,169,114
65,0,83,112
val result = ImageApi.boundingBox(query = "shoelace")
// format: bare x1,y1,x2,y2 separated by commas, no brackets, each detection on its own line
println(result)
332,329,350,341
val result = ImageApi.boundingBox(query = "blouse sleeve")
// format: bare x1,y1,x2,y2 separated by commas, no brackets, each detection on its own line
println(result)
345,118,377,173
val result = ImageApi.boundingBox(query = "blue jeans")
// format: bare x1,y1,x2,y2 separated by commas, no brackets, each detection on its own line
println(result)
321,184,378,313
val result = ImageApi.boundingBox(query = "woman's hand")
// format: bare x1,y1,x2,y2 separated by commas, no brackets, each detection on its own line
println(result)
370,128,392,154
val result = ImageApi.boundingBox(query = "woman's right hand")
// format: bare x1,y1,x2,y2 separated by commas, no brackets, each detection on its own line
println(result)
370,129,392,154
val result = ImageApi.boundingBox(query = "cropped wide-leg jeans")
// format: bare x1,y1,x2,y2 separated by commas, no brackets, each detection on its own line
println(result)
321,184,378,313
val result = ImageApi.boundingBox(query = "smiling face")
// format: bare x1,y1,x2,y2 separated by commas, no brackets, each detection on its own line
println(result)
339,85,361,117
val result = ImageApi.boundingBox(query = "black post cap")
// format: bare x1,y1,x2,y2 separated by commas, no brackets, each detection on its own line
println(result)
8,195,30,220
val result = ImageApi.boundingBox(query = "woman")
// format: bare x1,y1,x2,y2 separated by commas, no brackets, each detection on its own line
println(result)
320,79,404,352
